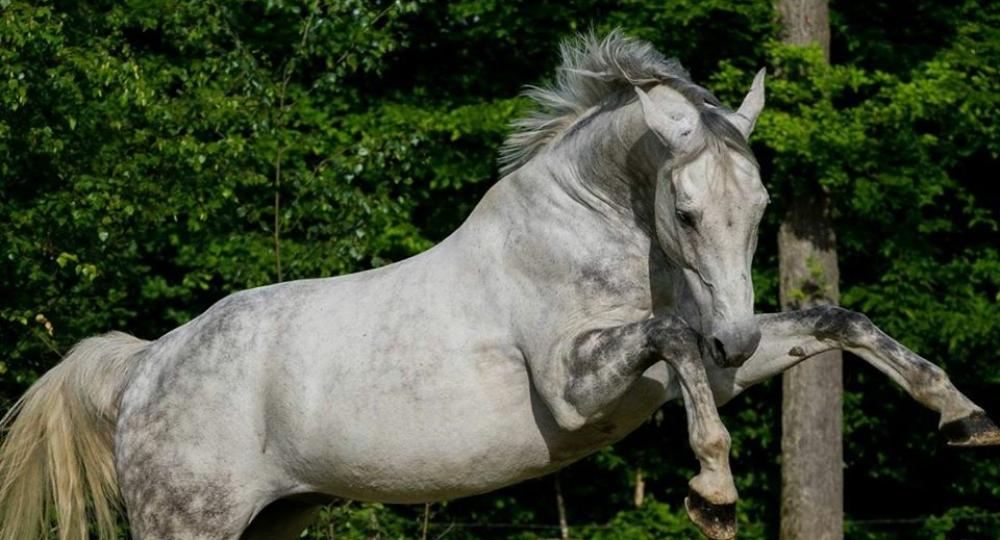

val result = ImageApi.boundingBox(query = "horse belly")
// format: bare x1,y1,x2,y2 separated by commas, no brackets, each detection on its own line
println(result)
273,352,676,503
268,350,549,502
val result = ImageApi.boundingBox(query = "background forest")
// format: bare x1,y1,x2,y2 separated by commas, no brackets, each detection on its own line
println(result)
2,0,999,538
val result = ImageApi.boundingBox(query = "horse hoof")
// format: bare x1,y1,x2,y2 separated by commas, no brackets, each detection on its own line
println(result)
685,489,737,539
942,411,1000,447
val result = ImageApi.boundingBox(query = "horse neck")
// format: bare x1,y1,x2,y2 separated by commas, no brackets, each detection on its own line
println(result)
466,104,665,286
533,101,660,237
502,102,697,314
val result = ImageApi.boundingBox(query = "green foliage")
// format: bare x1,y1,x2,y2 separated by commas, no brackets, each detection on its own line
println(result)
2,0,998,538
585,498,705,539
304,502,415,540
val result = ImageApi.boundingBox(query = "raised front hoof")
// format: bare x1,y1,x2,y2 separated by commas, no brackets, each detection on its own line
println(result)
685,489,737,539
942,412,1000,447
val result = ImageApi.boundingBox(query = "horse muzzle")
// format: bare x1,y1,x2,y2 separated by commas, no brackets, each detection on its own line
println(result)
709,323,761,367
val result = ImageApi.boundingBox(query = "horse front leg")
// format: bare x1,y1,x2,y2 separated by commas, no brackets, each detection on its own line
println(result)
720,306,1000,446
566,317,738,539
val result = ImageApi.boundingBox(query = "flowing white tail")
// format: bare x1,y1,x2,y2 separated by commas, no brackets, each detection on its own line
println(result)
0,332,147,540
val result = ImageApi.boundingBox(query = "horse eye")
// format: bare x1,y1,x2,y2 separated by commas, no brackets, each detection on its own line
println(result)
676,210,696,228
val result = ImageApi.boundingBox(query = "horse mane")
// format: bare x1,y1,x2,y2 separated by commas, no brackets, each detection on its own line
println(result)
499,30,753,176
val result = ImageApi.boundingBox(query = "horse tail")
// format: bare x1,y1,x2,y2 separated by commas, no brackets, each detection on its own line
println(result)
0,331,148,540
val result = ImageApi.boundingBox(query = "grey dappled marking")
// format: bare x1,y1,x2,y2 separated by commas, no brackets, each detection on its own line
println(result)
108,31,771,539
8,31,974,540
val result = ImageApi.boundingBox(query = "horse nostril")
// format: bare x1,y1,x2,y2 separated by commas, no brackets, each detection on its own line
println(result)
711,337,727,364
710,327,760,367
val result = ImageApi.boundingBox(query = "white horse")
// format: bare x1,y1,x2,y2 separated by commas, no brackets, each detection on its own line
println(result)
2,32,997,540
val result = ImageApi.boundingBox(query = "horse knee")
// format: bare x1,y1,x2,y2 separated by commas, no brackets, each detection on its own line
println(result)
810,305,875,347
646,317,700,359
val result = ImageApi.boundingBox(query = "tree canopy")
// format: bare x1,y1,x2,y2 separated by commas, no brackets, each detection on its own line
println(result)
1,0,998,538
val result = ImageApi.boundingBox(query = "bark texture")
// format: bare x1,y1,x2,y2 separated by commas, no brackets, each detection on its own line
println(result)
777,0,831,56
776,2,843,538
779,197,843,540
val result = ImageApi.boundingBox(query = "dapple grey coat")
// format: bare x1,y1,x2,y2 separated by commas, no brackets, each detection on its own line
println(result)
1,31,997,540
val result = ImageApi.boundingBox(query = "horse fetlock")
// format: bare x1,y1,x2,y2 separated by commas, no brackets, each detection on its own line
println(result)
689,465,737,505
908,365,980,423
692,424,732,458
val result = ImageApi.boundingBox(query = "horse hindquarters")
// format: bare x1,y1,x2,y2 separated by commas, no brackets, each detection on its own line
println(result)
114,339,308,539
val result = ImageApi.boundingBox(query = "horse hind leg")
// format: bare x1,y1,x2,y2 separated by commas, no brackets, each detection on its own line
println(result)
117,429,276,540
119,441,325,540
121,467,261,540
121,464,326,540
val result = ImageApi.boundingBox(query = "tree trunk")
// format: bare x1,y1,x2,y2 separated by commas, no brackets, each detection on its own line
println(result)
776,2,844,540
779,196,843,540
777,0,830,57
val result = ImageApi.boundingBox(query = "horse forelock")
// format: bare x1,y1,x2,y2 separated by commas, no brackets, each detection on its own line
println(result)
499,30,756,176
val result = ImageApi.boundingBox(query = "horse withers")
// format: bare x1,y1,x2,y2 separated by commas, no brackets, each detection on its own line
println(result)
2,31,997,540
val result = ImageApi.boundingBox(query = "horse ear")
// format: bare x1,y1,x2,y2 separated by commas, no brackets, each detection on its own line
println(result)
729,68,766,138
634,86,700,153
